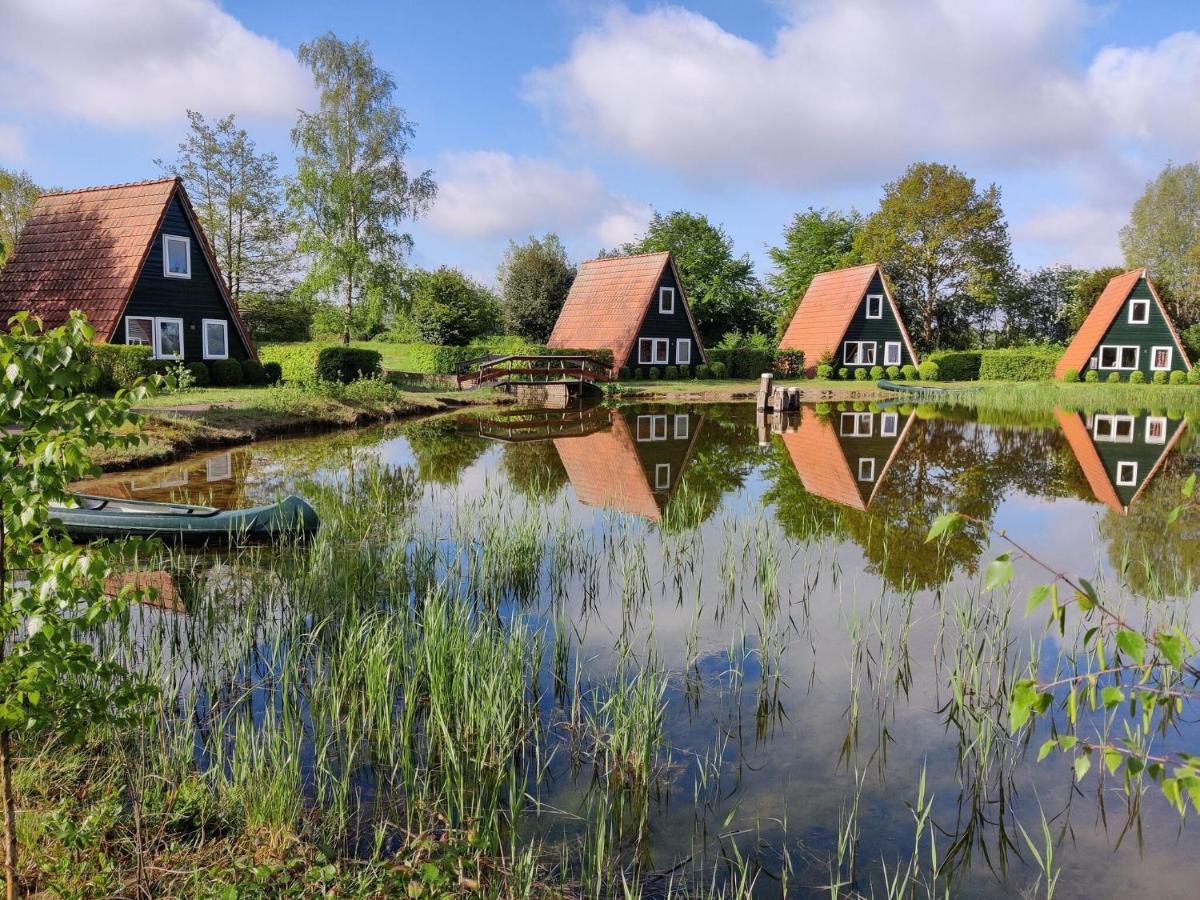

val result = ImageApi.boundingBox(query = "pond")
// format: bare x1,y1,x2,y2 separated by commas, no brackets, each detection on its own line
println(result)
78,401,1200,898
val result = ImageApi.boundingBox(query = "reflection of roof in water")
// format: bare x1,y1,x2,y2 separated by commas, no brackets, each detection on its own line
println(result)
555,412,664,521
780,407,914,511
1054,408,1188,514
104,569,186,614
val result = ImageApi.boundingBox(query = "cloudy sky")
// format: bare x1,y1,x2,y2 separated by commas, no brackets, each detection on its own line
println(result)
1,0,1198,283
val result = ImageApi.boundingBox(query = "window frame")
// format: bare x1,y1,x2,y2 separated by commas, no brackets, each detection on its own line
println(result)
839,412,873,438
1097,345,1139,371
658,286,675,314
206,453,233,482
673,414,689,440
1145,416,1167,445
883,341,902,366
842,340,877,367
1150,345,1173,371
857,457,876,482
654,463,671,490
1128,298,1149,325
1115,461,1138,487
1093,414,1135,443
202,318,229,360
636,414,668,442
676,338,691,365
638,337,669,365
864,294,883,319
125,316,154,347
880,412,899,437
154,317,185,361
162,234,191,279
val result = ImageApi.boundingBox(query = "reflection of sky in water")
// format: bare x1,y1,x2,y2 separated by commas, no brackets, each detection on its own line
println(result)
78,403,1200,898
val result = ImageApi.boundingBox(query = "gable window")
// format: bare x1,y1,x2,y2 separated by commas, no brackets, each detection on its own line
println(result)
1093,414,1134,443
1128,298,1149,324
1150,346,1172,371
676,338,691,365
202,319,228,360
125,316,154,347
673,414,689,440
883,342,902,366
843,341,876,366
638,338,669,365
659,286,675,314
155,318,184,360
858,458,876,482
636,415,667,442
206,453,233,482
840,412,873,438
865,294,883,319
1145,416,1167,444
1097,345,1138,370
880,412,898,437
1116,461,1138,487
654,463,671,490
163,234,191,279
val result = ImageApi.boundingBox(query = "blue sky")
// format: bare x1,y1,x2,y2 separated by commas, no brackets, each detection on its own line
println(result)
2,0,1198,285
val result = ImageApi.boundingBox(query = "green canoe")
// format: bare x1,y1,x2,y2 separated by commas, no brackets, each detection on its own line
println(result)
50,494,320,542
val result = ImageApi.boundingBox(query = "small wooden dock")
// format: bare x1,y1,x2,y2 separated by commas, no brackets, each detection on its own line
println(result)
755,373,801,413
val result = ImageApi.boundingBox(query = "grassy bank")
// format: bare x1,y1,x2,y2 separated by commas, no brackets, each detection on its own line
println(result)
938,379,1200,416
612,377,892,402
93,381,505,472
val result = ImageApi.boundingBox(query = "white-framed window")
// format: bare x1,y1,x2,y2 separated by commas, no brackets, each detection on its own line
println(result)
638,337,669,365
673,414,689,440
1116,461,1138,487
676,338,691,365
659,286,675,314
1150,346,1172,371
865,294,883,319
1097,345,1139,370
880,412,899,437
206,453,233,482
1128,298,1149,324
1093,414,1134,443
843,341,876,366
840,412,873,437
636,415,668,442
125,316,154,347
163,234,191,278
155,317,185,360
202,319,228,360
1145,416,1167,444
654,463,671,490
883,341,902,366
858,458,876,482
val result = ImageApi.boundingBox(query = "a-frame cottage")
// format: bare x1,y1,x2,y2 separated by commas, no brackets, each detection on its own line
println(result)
0,177,256,363
1055,268,1188,380
547,251,706,374
779,263,918,376
1055,409,1188,513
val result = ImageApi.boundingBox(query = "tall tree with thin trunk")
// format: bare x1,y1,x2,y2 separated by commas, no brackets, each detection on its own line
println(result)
0,168,43,270
156,111,291,304
289,33,436,344
856,162,1013,350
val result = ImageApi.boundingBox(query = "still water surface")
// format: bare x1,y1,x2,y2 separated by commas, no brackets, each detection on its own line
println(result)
79,402,1200,897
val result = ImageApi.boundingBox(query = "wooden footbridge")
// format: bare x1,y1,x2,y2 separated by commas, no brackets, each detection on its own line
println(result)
456,354,611,390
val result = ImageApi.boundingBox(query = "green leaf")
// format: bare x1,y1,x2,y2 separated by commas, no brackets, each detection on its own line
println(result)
1156,633,1185,670
1103,749,1123,775
1073,754,1091,782
1116,630,1145,665
1038,738,1057,761
1026,584,1052,615
1184,473,1196,499
925,512,965,543
984,554,1014,591
1101,685,1124,708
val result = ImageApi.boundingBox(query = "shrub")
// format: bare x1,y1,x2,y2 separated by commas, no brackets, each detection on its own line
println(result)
1170,369,1186,385
928,350,982,381
869,365,884,380
1188,367,1200,385
240,293,314,342
186,361,210,387
1061,367,1079,383
1106,371,1121,383
773,349,805,377
817,364,833,380
634,367,645,380
695,364,709,379
618,366,630,380
410,267,501,346
84,344,154,391
885,366,900,380
210,358,244,387
665,364,680,380
263,361,283,385
838,367,850,380
1084,370,1099,383
1131,370,1147,384
918,361,940,381
315,347,383,384
901,364,917,380
648,367,661,381
258,342,331,384
977,347,1061,381
853,367,868,381
239,359,266,386
710,361,727,379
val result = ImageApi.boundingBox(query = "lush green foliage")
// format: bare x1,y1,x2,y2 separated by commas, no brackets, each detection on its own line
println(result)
315,347,383,383
409,267,500,346
1121,161,1200,327
817,364,833,379
210,358,244,386
1066,266,1126,332
918,360,940,380
240,292,314,342
240,358,268,386
767,207,863,335
0,167,43,267
83,344,154,391
773,349,805,377
977,347,1061,381
497,233,576,342
705,332,775,379
1061,367,1079,383
263,361,283,385
186,361,211,387
928,350,981,381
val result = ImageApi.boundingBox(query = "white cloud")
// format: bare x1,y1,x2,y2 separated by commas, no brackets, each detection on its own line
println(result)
426,151,649,247
1015,205,1126,268
0,125,26,162
1088,31,1200,146
0,0,314,128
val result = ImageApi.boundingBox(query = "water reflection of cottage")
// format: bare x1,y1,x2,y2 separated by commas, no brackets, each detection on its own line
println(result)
77,448,251,507
554,408,705,521
780,407,915,510
1055,409,1187,513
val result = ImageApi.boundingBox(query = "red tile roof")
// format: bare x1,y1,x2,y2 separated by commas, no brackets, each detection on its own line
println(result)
0,177,255,357
1055,268,1189,377
546,252,705,368
554,411,663,520
778,263,918,374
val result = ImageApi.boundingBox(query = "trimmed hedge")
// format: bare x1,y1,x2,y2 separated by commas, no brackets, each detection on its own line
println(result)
186,362,210,388
817,364,833,379
315,347,383,384
918,360,940,380
210,359,244,387
1061,368,1079,383
241,359,268,386
263,362,283,385
1170,370,1187,385
773,349,805,377
84,344,153,391
927,350,982,381
977,347,1061,382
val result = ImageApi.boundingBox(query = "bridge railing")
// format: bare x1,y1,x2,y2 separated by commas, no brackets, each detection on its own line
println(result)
457,354,612,389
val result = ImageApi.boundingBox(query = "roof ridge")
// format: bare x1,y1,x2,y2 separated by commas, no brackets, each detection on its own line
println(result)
581,250,671,265
815,262,879,276
40,176,179,199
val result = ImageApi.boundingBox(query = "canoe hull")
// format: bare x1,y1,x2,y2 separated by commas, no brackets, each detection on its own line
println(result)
51,495,320,542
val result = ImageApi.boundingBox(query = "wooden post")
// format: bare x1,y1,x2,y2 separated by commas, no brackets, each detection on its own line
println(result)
756,373,774,410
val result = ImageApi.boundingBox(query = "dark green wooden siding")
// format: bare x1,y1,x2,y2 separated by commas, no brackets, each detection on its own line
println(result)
112,195,252,362
625,266,704,370
838,273,916,371
618,406,703,507
834,409,911,506
1087,412,1185,506
1089,278,1186,376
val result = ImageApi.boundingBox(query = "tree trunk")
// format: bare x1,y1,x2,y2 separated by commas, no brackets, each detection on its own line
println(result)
0,731,16,900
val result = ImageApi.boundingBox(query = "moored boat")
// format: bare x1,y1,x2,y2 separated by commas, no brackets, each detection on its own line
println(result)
50,494,320,542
